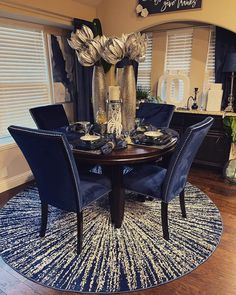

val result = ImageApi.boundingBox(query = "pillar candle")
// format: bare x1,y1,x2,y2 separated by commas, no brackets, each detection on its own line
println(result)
109,86,120,100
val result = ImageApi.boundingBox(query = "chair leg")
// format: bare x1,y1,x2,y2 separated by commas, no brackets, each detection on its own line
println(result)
137,194,146,202
161,202,169,240
77,211,83,255
179,189,187,218
40,202,48,237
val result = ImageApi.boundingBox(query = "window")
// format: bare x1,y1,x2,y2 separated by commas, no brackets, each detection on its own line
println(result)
206,27,216,84
165,29,193,75
137,32,153,92
162,29,193,102
0,24,51,142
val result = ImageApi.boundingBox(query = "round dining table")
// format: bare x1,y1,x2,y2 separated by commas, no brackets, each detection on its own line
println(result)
73,143,176,228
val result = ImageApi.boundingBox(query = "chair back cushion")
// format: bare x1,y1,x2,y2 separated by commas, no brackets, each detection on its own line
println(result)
30,104,69,130
162,117,214,202
137,103,175,127
8,126,82,212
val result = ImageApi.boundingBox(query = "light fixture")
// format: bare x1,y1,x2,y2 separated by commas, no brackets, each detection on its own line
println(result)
222,52,236,112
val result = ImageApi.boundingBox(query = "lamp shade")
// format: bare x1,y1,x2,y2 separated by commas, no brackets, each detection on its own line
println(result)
223,52,236,72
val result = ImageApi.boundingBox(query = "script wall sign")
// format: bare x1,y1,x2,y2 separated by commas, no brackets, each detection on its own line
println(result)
136,0,202,17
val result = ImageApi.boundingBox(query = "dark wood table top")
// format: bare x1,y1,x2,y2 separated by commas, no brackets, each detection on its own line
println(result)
73,143,176,165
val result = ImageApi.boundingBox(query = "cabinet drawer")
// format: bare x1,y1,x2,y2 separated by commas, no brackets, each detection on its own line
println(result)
182,114,223,131
195,132,231,167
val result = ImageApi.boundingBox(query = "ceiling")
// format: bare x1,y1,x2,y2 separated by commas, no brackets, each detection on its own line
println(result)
72,0,103,7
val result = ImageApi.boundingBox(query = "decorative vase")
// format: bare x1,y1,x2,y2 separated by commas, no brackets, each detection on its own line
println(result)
92,64,107,120
224,158,236,183
116,67,124,88
120,64,136,132
223,143,236,184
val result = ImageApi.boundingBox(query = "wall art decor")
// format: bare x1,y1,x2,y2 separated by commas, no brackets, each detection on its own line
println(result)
136,0,202,17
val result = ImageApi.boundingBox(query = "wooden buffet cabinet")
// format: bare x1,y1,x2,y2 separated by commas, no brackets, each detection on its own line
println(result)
169,110,233,170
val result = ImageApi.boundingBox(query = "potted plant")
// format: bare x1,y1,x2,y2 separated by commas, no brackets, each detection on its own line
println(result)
136,87,161,106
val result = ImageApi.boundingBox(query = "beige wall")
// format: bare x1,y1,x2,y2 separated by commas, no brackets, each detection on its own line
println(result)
189,27,210,96
151,31,167,97
0,144,32,193
0,0,97,28
97,0,236,35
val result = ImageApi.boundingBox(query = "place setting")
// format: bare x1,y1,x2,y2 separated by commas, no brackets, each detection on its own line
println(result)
129,120,179,149
68,120,128,155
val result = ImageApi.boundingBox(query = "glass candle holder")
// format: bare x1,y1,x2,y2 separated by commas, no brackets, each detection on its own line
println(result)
106,99,123,137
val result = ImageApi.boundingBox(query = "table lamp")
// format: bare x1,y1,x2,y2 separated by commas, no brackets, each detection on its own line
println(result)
223,52,236,112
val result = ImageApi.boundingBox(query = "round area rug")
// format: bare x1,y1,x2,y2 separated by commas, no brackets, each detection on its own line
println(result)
0,183,223,293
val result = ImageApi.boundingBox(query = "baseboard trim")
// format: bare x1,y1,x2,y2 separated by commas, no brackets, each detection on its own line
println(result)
0,171,34,193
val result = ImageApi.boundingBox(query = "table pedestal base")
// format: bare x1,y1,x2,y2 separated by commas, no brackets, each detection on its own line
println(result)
107,165,125,228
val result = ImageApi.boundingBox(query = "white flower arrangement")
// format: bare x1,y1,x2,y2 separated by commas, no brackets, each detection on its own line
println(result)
68,25,147,66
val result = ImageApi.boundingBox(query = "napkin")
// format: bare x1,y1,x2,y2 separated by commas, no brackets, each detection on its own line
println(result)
100,142,114,154
115,138,128,149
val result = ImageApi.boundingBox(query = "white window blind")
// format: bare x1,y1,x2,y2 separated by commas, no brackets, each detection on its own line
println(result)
165,29,193,75
163,29,193,101
137,33,153,91
206,28,216,84
0,24,51,140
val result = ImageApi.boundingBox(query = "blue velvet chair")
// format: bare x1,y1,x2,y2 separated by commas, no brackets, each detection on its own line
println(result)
8,125,111,254
137,102,175,127
30,104,69,130
30,104,95,171
123,117,214,240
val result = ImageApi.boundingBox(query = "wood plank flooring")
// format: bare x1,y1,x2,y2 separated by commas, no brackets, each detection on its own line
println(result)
0,167,236,295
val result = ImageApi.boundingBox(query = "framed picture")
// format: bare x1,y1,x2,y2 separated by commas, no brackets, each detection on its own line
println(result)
136,0,202,17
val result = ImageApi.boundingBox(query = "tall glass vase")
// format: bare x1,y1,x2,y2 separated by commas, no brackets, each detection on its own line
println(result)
92,64,107,120
120,64,136,132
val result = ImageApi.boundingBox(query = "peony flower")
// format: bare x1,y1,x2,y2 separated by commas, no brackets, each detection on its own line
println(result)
141,8,149,17
136,4,143,14
125,32,147,62
67,33,83,51
74,37,101,67
68,25,94,51
136,4,149,17
100,36,126,64
68,26,102,67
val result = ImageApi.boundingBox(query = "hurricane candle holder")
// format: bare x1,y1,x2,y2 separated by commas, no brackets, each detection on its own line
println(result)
107,86,123,137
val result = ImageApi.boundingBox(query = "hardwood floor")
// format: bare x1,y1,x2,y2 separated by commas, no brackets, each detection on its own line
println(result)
0,167,236,295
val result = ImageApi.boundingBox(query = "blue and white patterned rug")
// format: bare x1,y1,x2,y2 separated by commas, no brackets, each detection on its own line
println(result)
0,183,222,293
